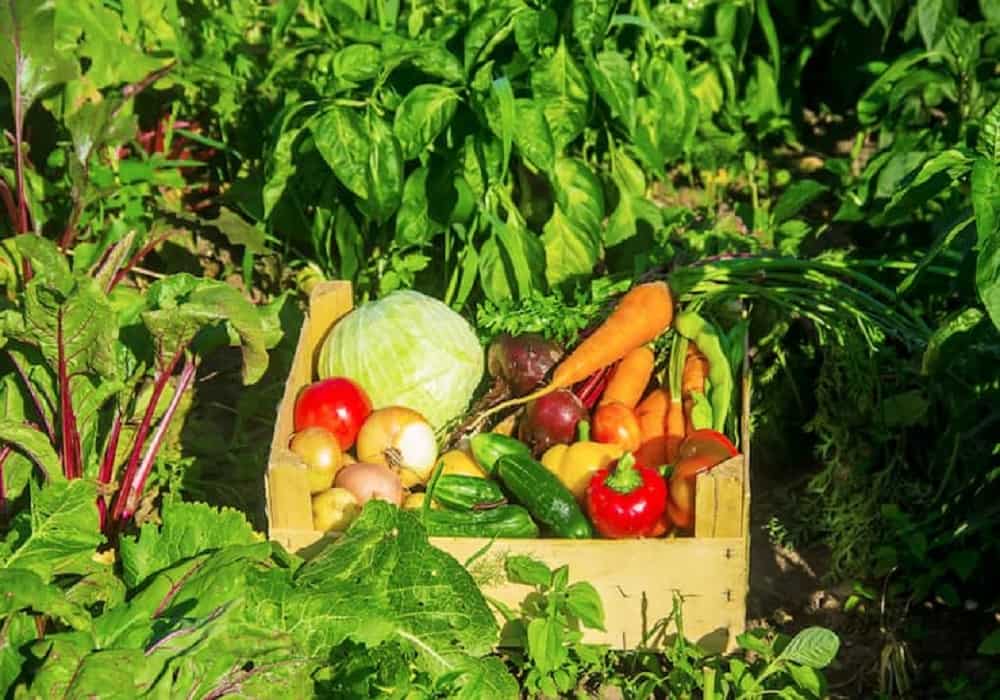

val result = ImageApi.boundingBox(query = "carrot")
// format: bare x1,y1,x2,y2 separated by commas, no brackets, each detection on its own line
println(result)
665,393,686,463
476,281,674,423
599,346,655,409
681,344,708,434
634,388,668,468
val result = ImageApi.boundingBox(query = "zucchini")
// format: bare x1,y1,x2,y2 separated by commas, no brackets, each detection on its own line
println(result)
434,475,506,511
495,455,593,539
423,505,539,538
469,433,533,475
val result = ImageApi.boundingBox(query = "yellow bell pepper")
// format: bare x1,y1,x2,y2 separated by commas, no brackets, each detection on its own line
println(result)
541,424,623,502
440,447,487,478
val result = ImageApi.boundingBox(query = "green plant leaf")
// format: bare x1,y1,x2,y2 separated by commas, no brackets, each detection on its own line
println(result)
442,655,520,700
505,555,552,587
479,217,546,302
572,0,615,53
313,106,370,199
565,581,605,631
772,180,829,225
587,50,636,131
526,617,566,674
514,7,557,54
980,101,1000,163
0,420,58,480
979,628,1000,655
491,77,515,177
465,3,519,72
263,102,312,217
532,39,590,104
972,158,1000,330
334,43,382,82
0,568,92,630
542,204,599,287
119,500,259,589
396,167,435,245
394,84,460,160
0,0,78,118
363,112,403,223
917,0,957,50
0,479,104,583
513,99,555,172
778,627,840,669
787,663,823,697
921,308,984,373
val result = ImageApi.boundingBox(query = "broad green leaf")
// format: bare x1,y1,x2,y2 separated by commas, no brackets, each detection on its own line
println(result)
612,148,646,197
878,149,970,224
787,663,823,696
565,581,605,631
531,39,590,104
396,167,436,245
0,568,92,630
513,99,555,171
409,43,464,84
491,77,515,176
13,233,69,281
778,627,840,669
541,98,588,152
0,0,78,118
119,500,259,588
526,617,566,674
1,479,104,583
979,628,1000,655
981,0,1000,24
0,613,36,697
64,97,138,189
478,225,546,303
605,194,660,246
772,180,829,225
334,204,362,281
979,101,1000,162
313,106,370,199
552,158,605,236
444,655,519,700
514,7,557,54
972,158,1000,330
205,208,269,254
334,43,382,82
917,0,957,50
464,2,519,72
393,84,460,160
756,0,781,83
880,390,929,427
64,567,127,611
505,555,551,587
18,274,119,380
857,50,932,125
587,50,636,131
572,0,615,53
463,133,504,198
363,112,403,223
0,420,59,480
542,205,599,286
263,101,313,217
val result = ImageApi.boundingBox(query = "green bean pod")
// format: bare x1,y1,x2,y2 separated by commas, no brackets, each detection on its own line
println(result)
674,311,734,434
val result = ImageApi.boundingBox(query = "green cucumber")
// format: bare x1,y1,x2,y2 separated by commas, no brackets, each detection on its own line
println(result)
434,475,506,511
469,433,533,475
495,455,593,539
423,505,539,538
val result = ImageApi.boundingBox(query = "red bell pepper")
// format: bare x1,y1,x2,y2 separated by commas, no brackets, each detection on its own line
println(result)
586,453,667,538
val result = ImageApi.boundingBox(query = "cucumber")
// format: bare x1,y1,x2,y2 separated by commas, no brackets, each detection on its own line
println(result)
469,433,533,475
434,475,506,511
423,505,539,538
495,455,593,539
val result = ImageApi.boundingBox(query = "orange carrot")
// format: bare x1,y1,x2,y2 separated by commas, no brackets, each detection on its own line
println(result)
477,281,674,423
600,346,655,409
665,390,686,464
634,388,668,468
681,344,708,434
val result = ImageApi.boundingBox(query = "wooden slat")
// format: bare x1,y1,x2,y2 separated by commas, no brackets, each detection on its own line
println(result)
694,457,745,538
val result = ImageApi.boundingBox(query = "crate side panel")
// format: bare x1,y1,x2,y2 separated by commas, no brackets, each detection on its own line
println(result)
434,537,748,653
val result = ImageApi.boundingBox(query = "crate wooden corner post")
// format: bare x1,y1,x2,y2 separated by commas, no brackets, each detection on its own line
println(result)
265,281,355,555
265,281,751,655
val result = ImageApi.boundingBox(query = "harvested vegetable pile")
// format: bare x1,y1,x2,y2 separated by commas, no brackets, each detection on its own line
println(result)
289,278,747,540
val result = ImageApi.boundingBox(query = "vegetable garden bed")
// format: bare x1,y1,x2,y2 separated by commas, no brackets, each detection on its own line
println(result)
266,281,751,653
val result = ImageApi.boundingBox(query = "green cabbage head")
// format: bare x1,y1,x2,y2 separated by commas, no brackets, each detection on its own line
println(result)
317,290,484,430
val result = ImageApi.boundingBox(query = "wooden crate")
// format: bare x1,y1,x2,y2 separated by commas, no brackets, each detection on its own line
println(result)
265,281,751,653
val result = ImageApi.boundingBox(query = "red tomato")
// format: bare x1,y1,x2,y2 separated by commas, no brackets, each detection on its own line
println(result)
592,402,642,453
294,377,372,450
667,430,740,530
